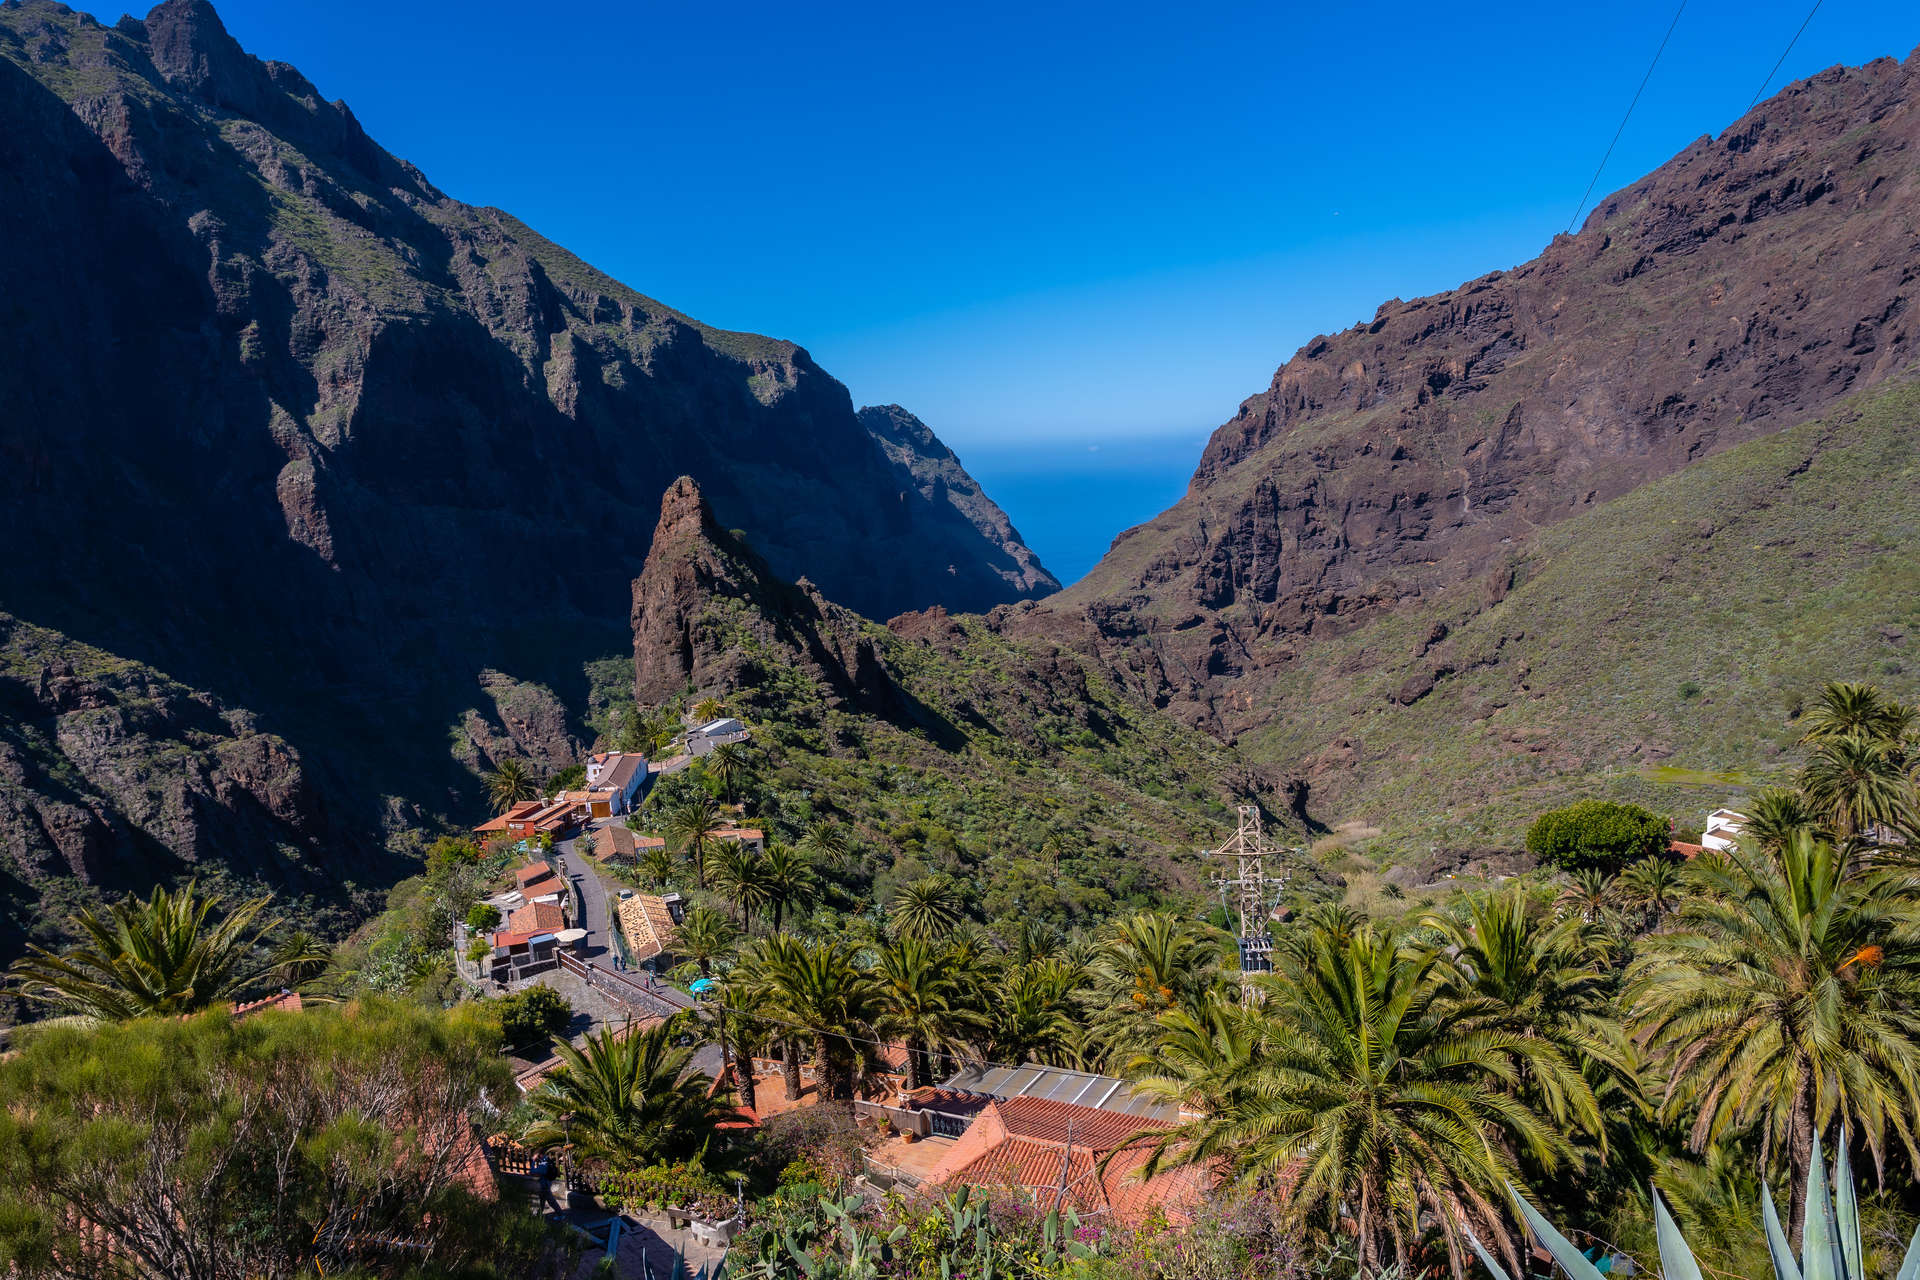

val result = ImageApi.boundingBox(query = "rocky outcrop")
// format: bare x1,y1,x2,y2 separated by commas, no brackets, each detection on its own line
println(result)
0,0,1052,926
631,478,916,725
1053,49,1920,736
451,673,582,778
858,405,1059,604
0,613,372,954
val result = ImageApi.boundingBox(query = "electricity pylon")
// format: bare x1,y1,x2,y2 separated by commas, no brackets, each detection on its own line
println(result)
1204,804,1289,982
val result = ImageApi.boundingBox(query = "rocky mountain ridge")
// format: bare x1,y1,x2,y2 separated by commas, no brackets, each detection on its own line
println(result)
1045,48,1920,768
0,0,1049,938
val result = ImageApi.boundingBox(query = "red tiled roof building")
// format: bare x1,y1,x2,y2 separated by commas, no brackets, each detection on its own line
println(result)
919,1096,1211,1228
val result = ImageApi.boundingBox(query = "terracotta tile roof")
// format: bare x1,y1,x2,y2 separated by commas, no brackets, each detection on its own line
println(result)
478,800,544,833
634,835,667,850
515,862,556,885
506,901,565,936
1671,840,1706,858
907,1087,993,1117
593,826,638,860
618,893,680,962
922,1097,1207,1228
714,828,764,842
231,991,303,1018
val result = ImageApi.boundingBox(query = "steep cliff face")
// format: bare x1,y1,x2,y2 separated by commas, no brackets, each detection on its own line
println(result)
858,405,1059,604
1054,50,1920,739
0,613,376,955
631,478,916,722
0,0,1050,925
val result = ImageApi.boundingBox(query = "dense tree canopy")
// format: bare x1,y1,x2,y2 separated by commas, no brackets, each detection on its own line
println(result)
1525,799,1671,871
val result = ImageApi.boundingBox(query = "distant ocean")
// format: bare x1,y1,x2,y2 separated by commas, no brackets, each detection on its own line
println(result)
960,432,1207,590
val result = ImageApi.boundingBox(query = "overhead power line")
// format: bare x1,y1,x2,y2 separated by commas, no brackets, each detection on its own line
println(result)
1566,0,1690,234
1747,0,1825,111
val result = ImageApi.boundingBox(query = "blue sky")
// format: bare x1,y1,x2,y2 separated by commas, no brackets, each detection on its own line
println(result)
87,0,1919,580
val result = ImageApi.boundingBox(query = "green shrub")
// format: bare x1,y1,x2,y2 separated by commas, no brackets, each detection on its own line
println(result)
466,902,503,931
1525,799,1670,871
494,985,572,1051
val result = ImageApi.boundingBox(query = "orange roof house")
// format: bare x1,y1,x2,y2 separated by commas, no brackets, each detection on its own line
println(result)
617,892,682,963
505,900,565,937
514,863,563,898
475,800,542,835
919,1096,1210,1228
592,825,638,861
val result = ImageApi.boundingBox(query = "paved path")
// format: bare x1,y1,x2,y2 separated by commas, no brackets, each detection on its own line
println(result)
554,834,612,962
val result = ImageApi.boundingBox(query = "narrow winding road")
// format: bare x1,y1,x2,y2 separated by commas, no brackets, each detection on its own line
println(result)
555,825,692,1015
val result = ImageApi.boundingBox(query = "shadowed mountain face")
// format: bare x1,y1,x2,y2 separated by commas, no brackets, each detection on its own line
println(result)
0,0,1049,936
1044,50,1920,757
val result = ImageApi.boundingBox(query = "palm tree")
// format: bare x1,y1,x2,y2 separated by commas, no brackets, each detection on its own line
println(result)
890,874,965,941
1423,887,1629,1144
740,935,883,1100
1740,787,1818,856
11,882,281,1019
799,819,850,862
267,930,334,989
1621,855,1686,926
664,793,726,890
1798,733,1912,844
694,696,724,724
705,741,748,806
1799,681,1912,745
638,842,677,888
485,758,537,812
1087,911,1219,1069
1554,867,1618,929
708,980,765,1113
1009,918,1062,966
1627,830,1920,1236
987,958,1085,1067
708,845,773,933
673,904,737,979
1130,921,1566,1279
761,843,820,934
521,1016,731,1171
874,936,982,1088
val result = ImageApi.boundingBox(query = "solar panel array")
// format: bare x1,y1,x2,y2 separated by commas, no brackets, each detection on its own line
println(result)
937,1062,1176,1121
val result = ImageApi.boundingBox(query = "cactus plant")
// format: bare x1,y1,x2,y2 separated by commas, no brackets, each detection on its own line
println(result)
1468,1134,1920,1280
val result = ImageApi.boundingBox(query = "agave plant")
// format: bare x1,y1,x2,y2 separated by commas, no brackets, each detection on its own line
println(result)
1471,1134,1920,1280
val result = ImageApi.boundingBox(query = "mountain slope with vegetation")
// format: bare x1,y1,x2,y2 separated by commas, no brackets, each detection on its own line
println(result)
1019,50,1920,860
1065,50,1917,643
0,0,1051,938
1216,372,1920,861
624,477,1262,925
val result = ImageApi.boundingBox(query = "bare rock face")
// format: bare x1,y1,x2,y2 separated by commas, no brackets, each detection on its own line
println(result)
0,613,358,955
630,478,914,723
858,405,1059,601
1053,49,1920,734
451,673,582,777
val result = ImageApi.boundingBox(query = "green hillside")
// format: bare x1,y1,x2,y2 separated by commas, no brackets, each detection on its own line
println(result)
1241,370,1920,863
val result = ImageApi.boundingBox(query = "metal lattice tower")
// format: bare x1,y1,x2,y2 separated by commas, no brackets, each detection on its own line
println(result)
1204,805,1286,978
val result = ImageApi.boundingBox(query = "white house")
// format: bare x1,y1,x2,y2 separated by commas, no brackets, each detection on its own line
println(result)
686,717,748,758
1702,808,1747,853
583,751,648,814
